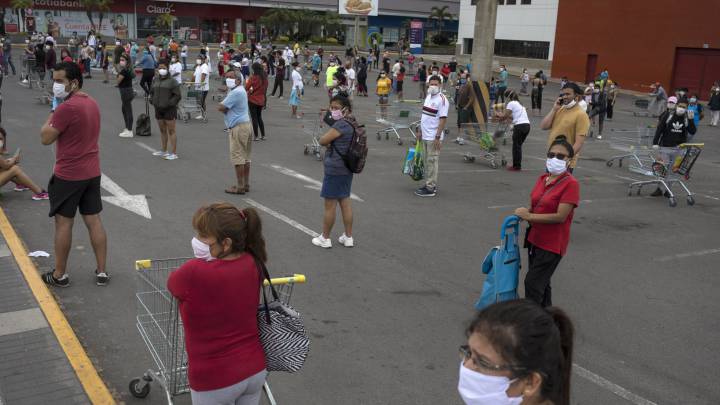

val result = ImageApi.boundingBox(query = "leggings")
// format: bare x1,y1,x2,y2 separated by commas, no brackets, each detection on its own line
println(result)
525,244,562,307
271,77,283,97
511,123,530,169
357,76,367,93
199,90,208,112
191,370,267,405
531,87,543,111
140,69,154,95
119,87,134,130
249,102,265,139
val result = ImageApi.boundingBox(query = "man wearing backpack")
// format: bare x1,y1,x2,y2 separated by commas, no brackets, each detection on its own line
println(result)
415,75,449,197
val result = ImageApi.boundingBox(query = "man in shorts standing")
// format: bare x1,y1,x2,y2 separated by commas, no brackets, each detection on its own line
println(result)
40,62,108,287
540,82,591,173
219,70,253,195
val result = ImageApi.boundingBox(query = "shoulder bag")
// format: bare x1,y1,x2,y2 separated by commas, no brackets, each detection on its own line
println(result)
255,259,310,373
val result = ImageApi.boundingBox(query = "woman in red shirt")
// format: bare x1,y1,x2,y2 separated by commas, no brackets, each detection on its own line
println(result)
246,62,269,141
168,203,268,404
514,136,579,307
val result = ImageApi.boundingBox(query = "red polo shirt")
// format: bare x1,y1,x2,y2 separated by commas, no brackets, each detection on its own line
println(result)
168,255,266,391
49,92,101,181
527,172,580,256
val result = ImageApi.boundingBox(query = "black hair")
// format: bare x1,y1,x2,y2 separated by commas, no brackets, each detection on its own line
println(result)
158,58,170,67
291,61,299,67
330,94,352,112
428,75,442,84
561,82,582,95
0,127,7,150
251,62,267,82
550,136,575,158
505,89,519,102
467,300,574,405
54,61,83,89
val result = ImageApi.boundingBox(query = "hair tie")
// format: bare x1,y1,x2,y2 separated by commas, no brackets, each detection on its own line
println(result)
238,208,247,220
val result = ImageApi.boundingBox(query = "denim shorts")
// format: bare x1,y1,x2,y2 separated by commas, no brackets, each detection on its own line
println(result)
320,174,353,199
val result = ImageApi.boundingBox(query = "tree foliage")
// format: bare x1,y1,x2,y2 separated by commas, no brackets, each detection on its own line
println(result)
259,9,342,42
428,5,453,34
80,0,113,33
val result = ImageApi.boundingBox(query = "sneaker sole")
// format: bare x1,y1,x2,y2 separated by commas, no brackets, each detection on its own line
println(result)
312,241,332,248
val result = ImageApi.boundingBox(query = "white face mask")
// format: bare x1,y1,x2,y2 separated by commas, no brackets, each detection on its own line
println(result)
546,157,568,175
562,99,577,109
667,103,676,110
0,140,4,149
196,59,202,65
428,85,440,95
226,78,237,89
158,68,168,76
689,97,697,103
458,362,523,405
675,107,686,115
53,82,70,99
191,237,214,261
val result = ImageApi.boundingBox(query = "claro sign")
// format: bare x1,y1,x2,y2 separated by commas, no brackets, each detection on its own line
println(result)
146,3,175,14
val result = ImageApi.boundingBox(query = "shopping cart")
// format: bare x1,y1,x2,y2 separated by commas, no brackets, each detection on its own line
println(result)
632,95,651,117
300,109,328,161
457,122,509,169
627,143,704,207
375,103,419,145
177,82,208,123
129,257,307,405
605,126,655,168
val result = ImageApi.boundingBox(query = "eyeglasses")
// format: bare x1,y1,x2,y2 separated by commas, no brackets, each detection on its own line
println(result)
547,152,568,160
459,345,526,373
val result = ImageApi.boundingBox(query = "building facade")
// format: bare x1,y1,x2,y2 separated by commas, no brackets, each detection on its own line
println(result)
457,0,558,60
0,0,459,48
551,0,720,100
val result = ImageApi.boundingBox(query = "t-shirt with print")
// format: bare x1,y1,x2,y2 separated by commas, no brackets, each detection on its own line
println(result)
49,93,101,181
506,100,530,125
222,86,250,129
325,119,354,176
527,172,580,256
548,104,590,168
194,63,210,91
420,93,449,141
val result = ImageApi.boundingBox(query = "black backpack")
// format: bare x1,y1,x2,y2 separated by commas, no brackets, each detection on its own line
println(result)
332,116,367,174
135,96,151,136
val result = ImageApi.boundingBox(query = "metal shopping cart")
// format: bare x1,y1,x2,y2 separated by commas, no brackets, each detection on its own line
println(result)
457,121,509,169
375,102,419,145
129,257,306,405
300,109,328,161
177,83,208,123
605,126,655,168
627,143,704,207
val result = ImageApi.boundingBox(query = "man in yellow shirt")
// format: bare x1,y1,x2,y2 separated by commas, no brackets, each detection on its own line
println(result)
540,82,590,171
325,60,339,101
376,72,392,118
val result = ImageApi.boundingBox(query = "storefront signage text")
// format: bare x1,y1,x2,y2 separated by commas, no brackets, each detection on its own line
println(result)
31,0,83,10
146,3,175,14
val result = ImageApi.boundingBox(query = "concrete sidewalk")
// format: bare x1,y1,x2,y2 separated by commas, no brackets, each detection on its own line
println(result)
0,209,113,404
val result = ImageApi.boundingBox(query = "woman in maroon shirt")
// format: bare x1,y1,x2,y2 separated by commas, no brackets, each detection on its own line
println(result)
245,62,269,141
514,136,580,307
168,203,268,404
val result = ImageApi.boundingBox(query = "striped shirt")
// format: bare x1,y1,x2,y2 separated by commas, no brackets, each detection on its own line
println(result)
420,93,449,141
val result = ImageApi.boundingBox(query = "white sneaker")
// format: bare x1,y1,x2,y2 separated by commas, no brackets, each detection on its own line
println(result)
21,79,28,84
311,235,332,248
119,129,134,138
338,234,354,248
152,151,167,156
195,115,204,120
164,153,178,160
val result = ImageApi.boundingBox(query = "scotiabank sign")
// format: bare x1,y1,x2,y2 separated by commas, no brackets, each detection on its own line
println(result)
146,2,175,14
31,0,83,9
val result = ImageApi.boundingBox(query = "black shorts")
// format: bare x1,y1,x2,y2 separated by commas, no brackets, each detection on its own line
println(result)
48,175,103,218
155,107,177,120
396,81,404,92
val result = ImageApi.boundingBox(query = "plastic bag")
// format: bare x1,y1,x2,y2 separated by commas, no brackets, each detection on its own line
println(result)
409,139,425,181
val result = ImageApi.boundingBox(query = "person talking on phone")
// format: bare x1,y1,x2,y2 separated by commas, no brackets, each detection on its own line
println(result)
514,136,580,307
540,82,590,173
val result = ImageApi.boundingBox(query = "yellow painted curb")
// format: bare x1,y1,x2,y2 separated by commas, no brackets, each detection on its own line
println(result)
0,208,116,405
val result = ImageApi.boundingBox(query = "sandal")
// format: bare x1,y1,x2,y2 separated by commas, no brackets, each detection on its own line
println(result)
224,186,246,195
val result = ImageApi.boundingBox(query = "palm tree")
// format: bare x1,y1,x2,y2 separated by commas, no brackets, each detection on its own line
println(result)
80,0,113,33
429,6,453,36
155,13,174,33
10,0,31,32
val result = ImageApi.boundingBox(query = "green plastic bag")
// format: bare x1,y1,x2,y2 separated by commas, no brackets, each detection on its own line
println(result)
479,132,496,151
410,139,425,181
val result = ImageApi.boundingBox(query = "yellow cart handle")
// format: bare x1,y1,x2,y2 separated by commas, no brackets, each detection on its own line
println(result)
264,274,307,286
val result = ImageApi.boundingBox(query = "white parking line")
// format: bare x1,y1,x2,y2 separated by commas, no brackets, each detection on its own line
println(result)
267,164,365,202
135,141,158,153
243,198,319,238
655,248,720,262
573,364,658,405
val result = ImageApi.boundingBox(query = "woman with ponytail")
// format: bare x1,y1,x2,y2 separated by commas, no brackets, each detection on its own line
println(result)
168,202,268,405
459,299,575,405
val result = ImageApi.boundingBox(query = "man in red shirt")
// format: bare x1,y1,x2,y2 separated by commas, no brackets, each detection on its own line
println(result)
40,61,109,287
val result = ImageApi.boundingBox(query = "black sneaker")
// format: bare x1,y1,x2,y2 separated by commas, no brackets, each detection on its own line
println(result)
42,271,70,288
95,271,110,286
415,187,437,197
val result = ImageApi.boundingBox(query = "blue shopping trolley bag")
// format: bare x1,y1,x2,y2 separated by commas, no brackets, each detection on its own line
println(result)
475,215,521,310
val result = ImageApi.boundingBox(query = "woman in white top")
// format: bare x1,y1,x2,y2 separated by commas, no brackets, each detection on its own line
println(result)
520,68,530,95
289,61,304,118
501,89,531,171
344,62,356,97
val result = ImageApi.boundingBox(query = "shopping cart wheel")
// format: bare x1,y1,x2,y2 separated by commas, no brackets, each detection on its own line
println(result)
627,187,633,196
376,132,381,140
668,197,677,208
303,146,309,155
397,139,403,146
606,160,613,167
687,196,695,206
184,113,190,123
386,133,390,140
129,378,151,398
618,159,624,168
315,152,322,161
501,159,507,167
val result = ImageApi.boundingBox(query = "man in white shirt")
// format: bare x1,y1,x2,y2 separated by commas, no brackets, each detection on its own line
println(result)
169,55,183,85
345,62,356,97
290,61,304,118
415,75,449,197
180,42,188,70
193,54,210,119
283,47,294,80
501,90,532,171
391,59,401,91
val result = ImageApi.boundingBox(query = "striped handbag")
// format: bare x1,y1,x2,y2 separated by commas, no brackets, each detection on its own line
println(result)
255,260,310,373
